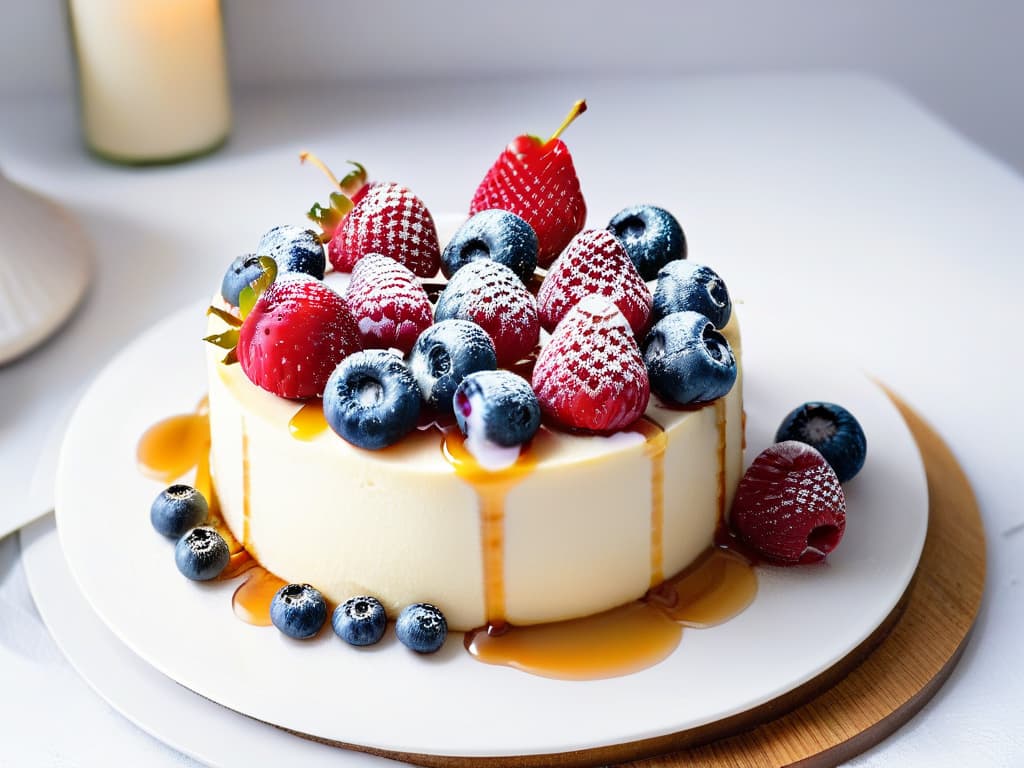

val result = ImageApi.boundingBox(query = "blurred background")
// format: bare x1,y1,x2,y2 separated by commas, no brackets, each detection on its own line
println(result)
3,0,1023,172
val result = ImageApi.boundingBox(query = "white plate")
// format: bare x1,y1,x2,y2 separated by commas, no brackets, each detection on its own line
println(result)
55,301,928,759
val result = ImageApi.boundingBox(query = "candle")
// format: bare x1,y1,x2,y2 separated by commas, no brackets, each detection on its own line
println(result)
69,0,231,164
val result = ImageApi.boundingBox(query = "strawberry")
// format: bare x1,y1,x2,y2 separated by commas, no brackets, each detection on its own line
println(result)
531,295,650,433
237,277,362,399
470,100,588,268
434,260,540,367
344,254,432,354
328,182,441,277
730,441,847,565
537,229,652,335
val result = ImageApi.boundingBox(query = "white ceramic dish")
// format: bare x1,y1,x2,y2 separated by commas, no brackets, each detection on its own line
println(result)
55,301,928,760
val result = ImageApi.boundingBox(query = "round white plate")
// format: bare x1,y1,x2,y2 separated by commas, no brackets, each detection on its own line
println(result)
55,301,927,760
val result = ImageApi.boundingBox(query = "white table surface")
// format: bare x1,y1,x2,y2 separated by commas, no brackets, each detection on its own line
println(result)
0,73,1021,766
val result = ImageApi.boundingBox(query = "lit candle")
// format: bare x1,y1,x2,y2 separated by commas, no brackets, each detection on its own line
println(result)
69,0,231,164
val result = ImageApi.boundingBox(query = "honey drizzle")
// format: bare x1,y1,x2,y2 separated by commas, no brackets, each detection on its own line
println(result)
136,396,210,482
231,567,287,626
715,398,727,524
241,416,252,550
289,400,328,441
633,416,668,587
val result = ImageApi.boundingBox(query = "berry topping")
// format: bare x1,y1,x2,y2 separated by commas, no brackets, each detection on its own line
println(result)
270,583,328,640
434,260,541,367
220,254,265,307
256,225,326,279
470,100,587,268
344,254,433,353
652,261,731,329
608,205,686,281
643,311,737,406
333,596,388,647
407,320,497,412
455,370,541,467
323,350,422,450
150,484,208,539
441,209,539,283
174,526,230,581
537,229,652,335
328,182,441,277
532,296,650,433
395,603,448,653
775,402,867,483
730,441,847,564
237,277,361,400
301,153,370,241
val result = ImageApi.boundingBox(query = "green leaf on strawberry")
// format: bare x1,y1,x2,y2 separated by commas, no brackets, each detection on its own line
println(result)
238,256,277,320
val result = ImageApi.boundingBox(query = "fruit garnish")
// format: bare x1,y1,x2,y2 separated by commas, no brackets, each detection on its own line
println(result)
441,209,539,283
323,349,422,450
300,152,370,242
270,584,328,639
608,205,686,281
175,526,230,581
333,596,388,646
237,277,362,399
470,100,588,267
396,603,448,653
537,229,652,335
730,441,847,564
642,311,737,406
532,295,650,433
328,182,441,277
255,225,325,279
434,260,541,367
775,402,867,482
150,484,208,539
454,370,541,470
652,261,731,329
237,256,277,319
407,320,497,412
344,254,433,354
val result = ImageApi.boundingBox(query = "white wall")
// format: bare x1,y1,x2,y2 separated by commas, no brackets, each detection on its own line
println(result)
3,1,1023,174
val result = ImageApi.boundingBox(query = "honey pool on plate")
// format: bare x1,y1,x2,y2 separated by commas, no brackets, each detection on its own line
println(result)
137,395,756,681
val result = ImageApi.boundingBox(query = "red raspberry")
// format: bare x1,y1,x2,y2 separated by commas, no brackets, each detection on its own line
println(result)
537,229,652,336
344,254,432,354
531,295,650,433
434,260,540,367
328,182,441,278
730,441,847,564
237,277,361,399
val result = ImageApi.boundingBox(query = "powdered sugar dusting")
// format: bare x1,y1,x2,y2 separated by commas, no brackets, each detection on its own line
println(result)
537,229,652,334
345,254,432,353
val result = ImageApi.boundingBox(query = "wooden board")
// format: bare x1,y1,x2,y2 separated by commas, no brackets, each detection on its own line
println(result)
299,394,986,767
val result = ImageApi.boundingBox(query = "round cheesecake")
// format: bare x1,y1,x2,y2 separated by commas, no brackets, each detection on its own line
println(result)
205,303,743,631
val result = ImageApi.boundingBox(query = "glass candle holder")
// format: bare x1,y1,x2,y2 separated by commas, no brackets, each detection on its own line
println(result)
68,0,231,164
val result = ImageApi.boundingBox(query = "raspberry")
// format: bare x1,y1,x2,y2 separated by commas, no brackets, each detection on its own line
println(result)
730,441,847,564
344,254,432,354
531,295,650,433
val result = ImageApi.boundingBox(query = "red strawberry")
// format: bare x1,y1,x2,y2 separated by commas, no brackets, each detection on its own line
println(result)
730,441,847,565
537,229,652,335
434,260,540,367
531,295,650,433
344,254,432,354
328,183,440,278
470,100,588,268
237,277,361,399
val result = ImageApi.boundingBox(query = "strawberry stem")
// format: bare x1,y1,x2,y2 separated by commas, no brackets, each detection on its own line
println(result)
299,150,342,191
546,99,587,146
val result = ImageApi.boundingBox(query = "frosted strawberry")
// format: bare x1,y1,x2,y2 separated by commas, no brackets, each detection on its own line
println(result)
344,254,432,354
434,260,540,367
470,100,587,268
301,153,371,241
531,295,650,433
537,229,652,335
730,441,847,565
237,277,361,399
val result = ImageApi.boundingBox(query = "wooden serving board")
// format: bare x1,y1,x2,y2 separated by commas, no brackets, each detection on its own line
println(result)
301,393,985,767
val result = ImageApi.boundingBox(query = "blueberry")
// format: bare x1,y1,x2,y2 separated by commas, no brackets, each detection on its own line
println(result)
270,583,328,639
652,261,731,329
256,225,325,279
441,210,538,283
775,402,867,482
395,603,447,653
454,370,540,448
150,484,209,539
608,205,686,280
174,526,230,581
220,253,265,306
324,350,421,450
407,320,497,412
332,596,388,646
643,311,737,406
